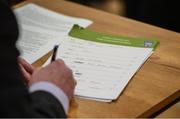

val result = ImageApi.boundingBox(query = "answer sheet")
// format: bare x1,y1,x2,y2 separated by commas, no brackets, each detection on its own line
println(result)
44,36,153,101
14,4,92,63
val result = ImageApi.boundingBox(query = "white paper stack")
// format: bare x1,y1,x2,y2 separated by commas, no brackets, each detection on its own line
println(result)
43,35,155,102
14,3,92,64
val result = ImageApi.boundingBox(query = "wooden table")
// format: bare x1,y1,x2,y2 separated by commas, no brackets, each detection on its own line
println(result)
16,0,180,117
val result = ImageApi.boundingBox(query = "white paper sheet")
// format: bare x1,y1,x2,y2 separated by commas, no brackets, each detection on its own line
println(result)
44,36,153,101
14,3,93,63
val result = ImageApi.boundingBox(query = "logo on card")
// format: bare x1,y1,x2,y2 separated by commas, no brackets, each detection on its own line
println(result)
144,41,153,47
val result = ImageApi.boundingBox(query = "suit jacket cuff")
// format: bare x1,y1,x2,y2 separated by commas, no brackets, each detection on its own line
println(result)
29,81,69,114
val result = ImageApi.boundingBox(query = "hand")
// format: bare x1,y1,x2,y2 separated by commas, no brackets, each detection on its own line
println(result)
30,59,76,100
18,57,34,84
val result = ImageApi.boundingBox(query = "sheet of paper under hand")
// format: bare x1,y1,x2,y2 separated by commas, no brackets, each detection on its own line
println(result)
14,3,93,64
43,25,159,102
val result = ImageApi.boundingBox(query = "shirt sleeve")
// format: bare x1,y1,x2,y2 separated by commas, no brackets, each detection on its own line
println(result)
29,81,69,114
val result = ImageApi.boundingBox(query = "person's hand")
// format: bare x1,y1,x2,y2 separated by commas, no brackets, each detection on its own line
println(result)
18,57,34,84
30,59,76,100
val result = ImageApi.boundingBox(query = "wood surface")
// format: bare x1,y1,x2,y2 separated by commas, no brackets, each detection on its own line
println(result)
16,0,180,117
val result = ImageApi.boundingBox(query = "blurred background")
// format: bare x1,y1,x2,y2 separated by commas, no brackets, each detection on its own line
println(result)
11,0,180,117
68,0,180,33
11,0,180,32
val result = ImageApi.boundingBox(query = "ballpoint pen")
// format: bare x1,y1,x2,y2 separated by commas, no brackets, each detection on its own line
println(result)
51,45,59,62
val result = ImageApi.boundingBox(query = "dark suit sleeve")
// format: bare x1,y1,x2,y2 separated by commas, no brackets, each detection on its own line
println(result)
30,91,67,117
0,1,66,117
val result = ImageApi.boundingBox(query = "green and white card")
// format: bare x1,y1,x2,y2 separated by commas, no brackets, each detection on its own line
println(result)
45,25,159,102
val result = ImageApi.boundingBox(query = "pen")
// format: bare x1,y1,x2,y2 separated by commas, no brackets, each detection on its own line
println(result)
51,45,59,62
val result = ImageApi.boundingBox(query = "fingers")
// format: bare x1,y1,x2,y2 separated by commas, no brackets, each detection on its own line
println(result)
18,57,34,84
18,57,34,74
54,59,76,85
69,78,77,99
31,58,77,100
19,64,31,83
51,59,77,99
64,67,77,100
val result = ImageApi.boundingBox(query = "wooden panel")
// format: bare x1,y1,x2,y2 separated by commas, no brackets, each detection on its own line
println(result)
157,101,180,118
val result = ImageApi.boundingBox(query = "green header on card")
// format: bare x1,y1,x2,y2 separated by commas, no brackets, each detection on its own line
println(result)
68,25,159,50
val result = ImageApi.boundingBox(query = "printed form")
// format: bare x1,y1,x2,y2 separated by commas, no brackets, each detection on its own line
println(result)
14,4,92,63
44,25,159,102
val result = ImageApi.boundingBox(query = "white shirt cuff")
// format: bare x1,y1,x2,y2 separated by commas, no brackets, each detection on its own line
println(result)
29,81,69,114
